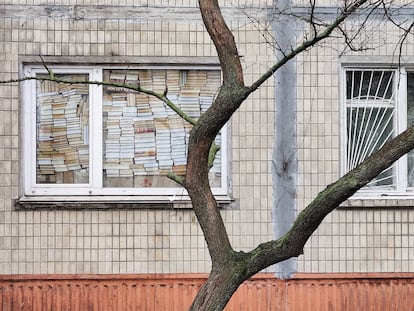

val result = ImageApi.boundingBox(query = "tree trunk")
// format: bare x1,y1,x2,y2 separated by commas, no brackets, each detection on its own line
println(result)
189,268,245,311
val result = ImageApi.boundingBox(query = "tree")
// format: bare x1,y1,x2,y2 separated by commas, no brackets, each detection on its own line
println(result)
2,0,414,310
186,1,414,310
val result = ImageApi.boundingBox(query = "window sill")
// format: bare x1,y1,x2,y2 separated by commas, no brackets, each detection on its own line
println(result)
15,195,234,210
340,196,414,208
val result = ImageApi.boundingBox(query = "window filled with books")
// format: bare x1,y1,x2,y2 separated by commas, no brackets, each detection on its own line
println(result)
342,67,414,195
23,66,227,198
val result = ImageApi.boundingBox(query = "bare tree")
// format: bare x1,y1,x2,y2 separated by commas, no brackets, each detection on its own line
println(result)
186,0,414,310
2,0,414,310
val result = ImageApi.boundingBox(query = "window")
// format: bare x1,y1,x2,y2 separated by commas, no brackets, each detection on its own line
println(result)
342,67,414,195
22,65,227,199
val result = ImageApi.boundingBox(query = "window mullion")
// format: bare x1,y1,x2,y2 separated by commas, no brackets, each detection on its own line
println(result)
90,68,103,192
340,67,347,176
24,68,37,195
397,68,408,192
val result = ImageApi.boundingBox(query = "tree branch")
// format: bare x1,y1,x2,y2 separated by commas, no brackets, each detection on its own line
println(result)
186,0,372,271
40,56,54,78
247,0,370,95
166,172,185,186
1,75,197,126
208,142,220,170
242,124,414,276
198,0,245,86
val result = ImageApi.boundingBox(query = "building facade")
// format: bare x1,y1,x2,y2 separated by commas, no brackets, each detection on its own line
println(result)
1,0,414,309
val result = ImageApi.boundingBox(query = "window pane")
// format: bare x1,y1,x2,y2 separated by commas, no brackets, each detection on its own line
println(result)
102,69,221,188
36,75,89,184
346,70,394,100
345,70,395,188
407,72,414,187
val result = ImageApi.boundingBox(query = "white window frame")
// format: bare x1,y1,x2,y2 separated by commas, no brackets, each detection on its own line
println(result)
340,65,413,197
22,65,229,199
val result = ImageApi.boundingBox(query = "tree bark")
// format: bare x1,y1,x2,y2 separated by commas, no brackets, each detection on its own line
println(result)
189,267,244,311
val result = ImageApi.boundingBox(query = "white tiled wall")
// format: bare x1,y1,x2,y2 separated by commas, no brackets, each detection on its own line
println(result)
1,1,414,275
296,20,414,272
0,1,274,274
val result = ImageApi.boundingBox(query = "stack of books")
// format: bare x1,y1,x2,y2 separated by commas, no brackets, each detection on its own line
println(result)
135,93,152,117
168,114,187,169
166,70,181,95
101,69,222,182
154,118,173,174
103,94,122,177
36,77,89,183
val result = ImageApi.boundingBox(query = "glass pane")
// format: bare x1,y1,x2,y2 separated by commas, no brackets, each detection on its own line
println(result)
345,69,395,188
102,69,221,188
407,72,414,187
346,70,394,100
36,74,89,184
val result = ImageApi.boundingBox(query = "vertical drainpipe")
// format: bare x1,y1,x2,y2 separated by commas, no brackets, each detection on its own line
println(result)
271,0,298,279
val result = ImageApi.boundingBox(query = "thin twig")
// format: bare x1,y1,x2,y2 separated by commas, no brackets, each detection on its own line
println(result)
0,74,197,126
